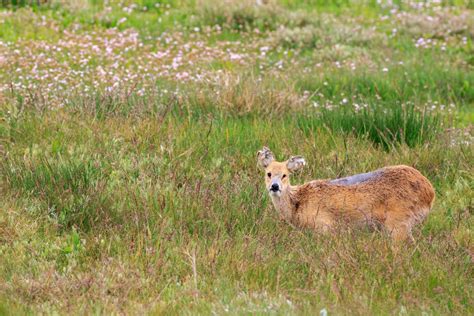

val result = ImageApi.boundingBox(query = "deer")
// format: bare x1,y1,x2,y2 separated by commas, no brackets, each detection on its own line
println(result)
257,147,435,242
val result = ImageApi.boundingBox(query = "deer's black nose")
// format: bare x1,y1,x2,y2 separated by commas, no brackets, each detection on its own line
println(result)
270,183,280,192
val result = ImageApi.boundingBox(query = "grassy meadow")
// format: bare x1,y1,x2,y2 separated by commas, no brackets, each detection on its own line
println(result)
0,0,473,314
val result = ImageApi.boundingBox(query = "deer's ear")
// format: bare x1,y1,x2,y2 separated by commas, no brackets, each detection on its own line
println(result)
257,147,274,169
287,156,306,173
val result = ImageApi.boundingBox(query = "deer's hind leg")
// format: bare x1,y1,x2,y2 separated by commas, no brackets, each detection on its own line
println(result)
384,218,414,243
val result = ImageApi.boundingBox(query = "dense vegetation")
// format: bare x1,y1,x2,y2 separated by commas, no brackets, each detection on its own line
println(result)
0,0,473,314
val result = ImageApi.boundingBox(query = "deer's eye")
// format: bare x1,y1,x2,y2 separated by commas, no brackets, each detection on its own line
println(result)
282,174,287,179
267,172,272,178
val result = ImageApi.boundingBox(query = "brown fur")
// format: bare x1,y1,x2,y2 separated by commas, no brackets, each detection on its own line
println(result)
257,148,435,241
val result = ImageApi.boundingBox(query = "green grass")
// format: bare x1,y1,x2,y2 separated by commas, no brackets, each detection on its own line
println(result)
1,109,472,314
2,155,112,230
0,0,473,315
297,104,442,150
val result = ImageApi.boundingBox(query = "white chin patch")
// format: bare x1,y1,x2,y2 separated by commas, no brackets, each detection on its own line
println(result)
269,190,281,197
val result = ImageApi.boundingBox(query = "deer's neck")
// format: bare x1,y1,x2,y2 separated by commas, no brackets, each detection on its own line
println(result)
270,186,298,221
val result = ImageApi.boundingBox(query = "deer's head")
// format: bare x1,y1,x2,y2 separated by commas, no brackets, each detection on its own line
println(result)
257,147,306,197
